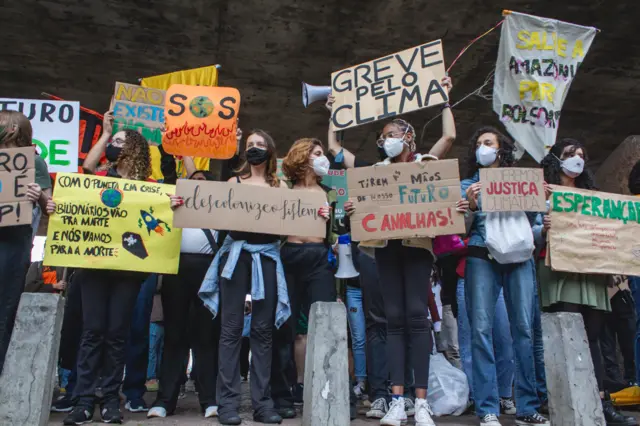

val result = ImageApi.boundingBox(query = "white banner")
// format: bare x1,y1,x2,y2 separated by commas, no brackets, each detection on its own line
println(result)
492,12,596,162
0,98,80,173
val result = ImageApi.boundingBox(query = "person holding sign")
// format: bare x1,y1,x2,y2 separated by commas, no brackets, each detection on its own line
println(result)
628,161,640,387
0,111,46,373
535,139,637,426
331,77,469,426
272,138,337,412
48,114,153,425
461,127,549,426
193,129,292,425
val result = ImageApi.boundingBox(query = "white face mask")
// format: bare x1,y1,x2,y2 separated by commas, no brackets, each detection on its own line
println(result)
560,155,585,178
381,127,410,159
312,155,330,176
476,145,498,167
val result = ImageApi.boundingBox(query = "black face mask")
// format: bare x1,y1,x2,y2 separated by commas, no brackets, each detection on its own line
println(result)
105,144,123,162
246,147,269,165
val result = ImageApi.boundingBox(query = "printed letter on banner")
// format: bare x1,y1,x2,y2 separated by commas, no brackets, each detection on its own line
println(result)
346,160,465,241
492,11,597,162
330,40,447,131
480,167,546,212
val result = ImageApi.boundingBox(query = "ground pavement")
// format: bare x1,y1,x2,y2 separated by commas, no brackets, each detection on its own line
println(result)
48,382,640,425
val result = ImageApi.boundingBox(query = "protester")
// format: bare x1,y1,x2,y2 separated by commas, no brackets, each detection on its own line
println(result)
197,129,292,425
0,111,47,374
146,285,164,393
536,139,637,426
148,167,221,420
49,112,152,425
461,126,548,426
628,160,640,386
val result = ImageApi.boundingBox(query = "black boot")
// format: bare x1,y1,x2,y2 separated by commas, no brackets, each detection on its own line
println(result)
602,392,638,426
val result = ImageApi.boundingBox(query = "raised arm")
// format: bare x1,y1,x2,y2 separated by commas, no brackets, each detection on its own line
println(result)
427,77,456,159
183,156,197,178
84,111,113,173
326,96,356,169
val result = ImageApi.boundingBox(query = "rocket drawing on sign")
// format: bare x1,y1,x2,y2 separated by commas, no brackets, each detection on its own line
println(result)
138,206,171,236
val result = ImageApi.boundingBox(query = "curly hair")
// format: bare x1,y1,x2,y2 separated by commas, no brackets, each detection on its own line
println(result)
0,110,33,148
282,138,325,184
541,138,596,190
465,126,515,178
629,160,640,195
234,129,280,187
117,130,151,181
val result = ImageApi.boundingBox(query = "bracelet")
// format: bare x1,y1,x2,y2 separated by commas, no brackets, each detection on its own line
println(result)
441,103,451,110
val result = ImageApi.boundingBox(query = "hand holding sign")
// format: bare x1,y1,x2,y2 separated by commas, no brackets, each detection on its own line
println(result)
162,85,240,159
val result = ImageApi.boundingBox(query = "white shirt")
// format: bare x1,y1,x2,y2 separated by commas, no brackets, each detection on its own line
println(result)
180,228,218,254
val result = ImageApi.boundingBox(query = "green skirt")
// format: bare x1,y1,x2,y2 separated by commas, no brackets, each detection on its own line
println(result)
537,261,611,312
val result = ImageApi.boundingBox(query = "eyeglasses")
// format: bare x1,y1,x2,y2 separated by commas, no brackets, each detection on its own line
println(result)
376,132,405,147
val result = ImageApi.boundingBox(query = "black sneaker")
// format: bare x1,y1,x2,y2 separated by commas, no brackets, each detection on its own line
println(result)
293,383,304,405
515,413,550,425
101,406,123,424
276,406,296,419
602,393,638,426
219,411,242,425
63,407,93,425
253,411,283,424
51,394,74,413
500,397,516,415
366,397,388,419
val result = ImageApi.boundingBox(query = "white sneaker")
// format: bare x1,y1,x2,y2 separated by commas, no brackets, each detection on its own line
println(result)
480,414,502,426
414,398,435,426
380,397,407,426
147,406,167,418
204,406,218,418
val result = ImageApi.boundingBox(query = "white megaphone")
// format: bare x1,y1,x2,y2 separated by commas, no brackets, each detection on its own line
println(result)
335,234,360,279
302,82,331,108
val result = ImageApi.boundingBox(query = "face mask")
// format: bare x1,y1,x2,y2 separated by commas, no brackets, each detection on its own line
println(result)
105,144,123,162
560,155,585,178
312,155,330,176
383,137,407,158
476,145,498,167
246,147,269,165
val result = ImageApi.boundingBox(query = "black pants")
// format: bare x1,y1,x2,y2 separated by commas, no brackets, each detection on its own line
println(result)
375,240,433,389
218,251,277,416
59,275,83,370
0,225,32,373
73,269,146,408
546,302,605,391
241,337,251,379
601,289,637,391
436,255,460,316
153,253,219,413
270,242,336,408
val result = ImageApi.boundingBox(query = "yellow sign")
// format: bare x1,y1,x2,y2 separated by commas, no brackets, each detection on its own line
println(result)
140,65,219,90
44,173,181,274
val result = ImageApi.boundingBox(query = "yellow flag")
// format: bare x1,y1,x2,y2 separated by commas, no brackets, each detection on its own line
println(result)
140,65,219,90
141,65,220,176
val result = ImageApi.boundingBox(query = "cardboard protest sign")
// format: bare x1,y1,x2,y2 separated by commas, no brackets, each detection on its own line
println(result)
480,167,545,212
548,185,640,276
0,147,34,227
323,168,348,222
162,85,240,159
493,11,597,162
112,82,166,145
347,160,464,241
44,173,181,274
0,98,79,173
330,40,447,131
173,180,326,238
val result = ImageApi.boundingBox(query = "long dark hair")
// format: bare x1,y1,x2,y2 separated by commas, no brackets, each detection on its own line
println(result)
234,129,280,188
541,138,596,190
465,126,515,178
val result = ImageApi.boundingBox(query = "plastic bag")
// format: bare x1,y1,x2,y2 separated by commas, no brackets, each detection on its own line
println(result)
485,211,534,264
427,353,469,416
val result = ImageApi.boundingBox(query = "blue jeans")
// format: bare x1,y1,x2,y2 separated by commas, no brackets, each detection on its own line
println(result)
457,278,514,401
465,256,539,418
122,274,156,401
630,276,640,384
147,322,164,380
532,287,547,404
346,286,366,381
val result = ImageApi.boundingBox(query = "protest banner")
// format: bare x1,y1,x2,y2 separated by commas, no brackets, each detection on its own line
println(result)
0,147,34,227
347,160,464,241
44,173,181,274
322,168,348,222
330,40,447,131
548,185,640,276
493,11,597,162
480,167,545,212
173,180,326,238
114,82,166,106
0,98,79,173
112,82,166,146
162,85,240,159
